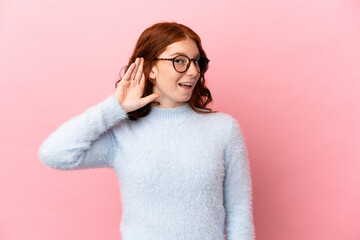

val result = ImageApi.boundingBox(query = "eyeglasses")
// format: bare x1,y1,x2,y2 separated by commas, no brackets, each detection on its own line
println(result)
153,55,210,74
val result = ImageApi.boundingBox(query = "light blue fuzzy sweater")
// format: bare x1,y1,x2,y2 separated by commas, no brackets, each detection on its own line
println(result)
38,94,255,240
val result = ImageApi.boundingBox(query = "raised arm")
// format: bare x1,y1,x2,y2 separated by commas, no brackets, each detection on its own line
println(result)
38,94,128,170
39,57,160,170
223,118,255,240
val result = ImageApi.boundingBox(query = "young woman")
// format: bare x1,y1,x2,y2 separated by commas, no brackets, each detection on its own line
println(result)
39,22,255,240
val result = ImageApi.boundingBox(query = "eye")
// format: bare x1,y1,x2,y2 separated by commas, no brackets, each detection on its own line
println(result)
175,59,185,64
174,56,188,65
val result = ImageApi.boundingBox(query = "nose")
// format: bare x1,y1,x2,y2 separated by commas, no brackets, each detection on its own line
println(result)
186,60,198,76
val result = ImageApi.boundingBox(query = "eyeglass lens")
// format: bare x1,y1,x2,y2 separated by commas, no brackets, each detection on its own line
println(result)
174,56,208,73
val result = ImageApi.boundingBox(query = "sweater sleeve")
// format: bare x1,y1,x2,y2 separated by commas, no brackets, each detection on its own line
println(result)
38,94,128,170
223,118,255,240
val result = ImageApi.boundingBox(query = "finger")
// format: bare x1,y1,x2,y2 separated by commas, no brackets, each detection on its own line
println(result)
134,58,144,83
139,93,160,107
122,63,136,81
138,72,145,85
130,58,140,80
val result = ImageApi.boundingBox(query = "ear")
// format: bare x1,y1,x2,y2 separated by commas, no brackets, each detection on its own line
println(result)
149,64,157,80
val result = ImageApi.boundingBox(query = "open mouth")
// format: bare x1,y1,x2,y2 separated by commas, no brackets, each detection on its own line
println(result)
178,83,193,89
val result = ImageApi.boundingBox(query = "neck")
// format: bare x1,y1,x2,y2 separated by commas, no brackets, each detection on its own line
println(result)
147,102,194,123
151,101,186,109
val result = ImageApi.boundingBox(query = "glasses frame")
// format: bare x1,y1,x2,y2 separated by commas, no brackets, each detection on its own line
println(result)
153,55,210,74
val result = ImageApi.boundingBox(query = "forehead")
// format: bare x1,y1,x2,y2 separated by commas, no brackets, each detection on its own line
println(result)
161,38,200,57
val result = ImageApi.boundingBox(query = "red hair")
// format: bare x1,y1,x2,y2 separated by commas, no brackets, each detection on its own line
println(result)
115,22,218,120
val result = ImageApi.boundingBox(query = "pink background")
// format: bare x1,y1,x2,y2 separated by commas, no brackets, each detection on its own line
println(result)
1,0,359,239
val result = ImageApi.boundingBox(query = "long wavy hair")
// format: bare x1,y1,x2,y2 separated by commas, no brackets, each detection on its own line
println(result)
115,22,218,120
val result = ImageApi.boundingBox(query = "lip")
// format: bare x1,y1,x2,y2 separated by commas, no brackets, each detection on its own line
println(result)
178,82,196,86
178,82,194,93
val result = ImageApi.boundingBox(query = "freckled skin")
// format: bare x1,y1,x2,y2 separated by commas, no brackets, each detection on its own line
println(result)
150,38,201,109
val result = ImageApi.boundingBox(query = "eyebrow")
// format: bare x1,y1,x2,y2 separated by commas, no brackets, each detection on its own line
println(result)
170,52,201,58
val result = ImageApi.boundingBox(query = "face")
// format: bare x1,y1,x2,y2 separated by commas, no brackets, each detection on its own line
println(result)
149,38,201,108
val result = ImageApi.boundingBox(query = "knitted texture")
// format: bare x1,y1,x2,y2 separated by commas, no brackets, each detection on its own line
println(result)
38,94,255,240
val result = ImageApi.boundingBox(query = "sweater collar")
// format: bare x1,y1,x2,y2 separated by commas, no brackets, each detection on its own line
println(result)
147,102,195,123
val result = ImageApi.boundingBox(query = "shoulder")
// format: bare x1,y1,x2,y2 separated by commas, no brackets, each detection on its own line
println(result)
195,109,242,140
196,108,239,125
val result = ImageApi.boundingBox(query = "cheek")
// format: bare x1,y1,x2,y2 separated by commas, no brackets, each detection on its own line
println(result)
157,68,183,87
167,74,183,86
